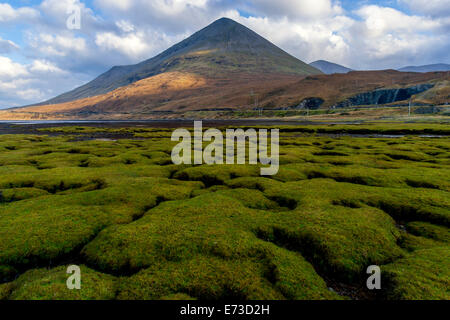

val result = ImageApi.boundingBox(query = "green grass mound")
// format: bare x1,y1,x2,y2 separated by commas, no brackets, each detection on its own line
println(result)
0,177,202,270
117,253,338,300
252,179,403,281
406,221,450,243
0,265,117,300
81,193,275,273
384,247,450,300
0,188,49,203
173,165,260,187
206,188,282,210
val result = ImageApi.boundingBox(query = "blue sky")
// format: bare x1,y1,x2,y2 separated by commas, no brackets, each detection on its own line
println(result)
0,0,449,108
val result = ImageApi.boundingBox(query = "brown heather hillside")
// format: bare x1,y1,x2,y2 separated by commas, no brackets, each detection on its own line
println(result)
281,70,449,106
414,80,450,105
1,70,448,120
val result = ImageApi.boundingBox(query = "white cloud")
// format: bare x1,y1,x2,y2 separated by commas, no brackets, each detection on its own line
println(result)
29,33,87,57
93,0,222,34
218,3,449,70
232,14,352,64
0,37,19,53
343,5,450,68
116,20,135,32
95,31,150,59
399,0,450,17
356,5,442,36
0,56,28,79
30,60,65,73
0,57,40,107
247,0,342,20
38,0,106,32
95,0,209,14
94,0,134,11
141,0,208,15
0,3,39,22
0,55,88,108
16,88,45,100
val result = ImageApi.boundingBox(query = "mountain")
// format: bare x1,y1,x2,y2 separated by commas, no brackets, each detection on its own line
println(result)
309,60,352,74
398,64,450,73
37,17,321,106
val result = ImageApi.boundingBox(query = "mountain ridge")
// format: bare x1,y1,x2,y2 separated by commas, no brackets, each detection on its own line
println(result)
398,63,450,73
309,60,352,74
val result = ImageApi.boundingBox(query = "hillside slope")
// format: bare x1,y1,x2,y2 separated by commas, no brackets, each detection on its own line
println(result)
310,60,352,74
2,70,447,120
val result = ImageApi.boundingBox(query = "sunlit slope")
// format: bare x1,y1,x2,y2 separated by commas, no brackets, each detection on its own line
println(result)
3,70,447,120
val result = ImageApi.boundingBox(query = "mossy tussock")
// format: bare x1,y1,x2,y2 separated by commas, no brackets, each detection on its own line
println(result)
0,265,117,300
0,126,448,300
383,248,449,300
117,253,338,300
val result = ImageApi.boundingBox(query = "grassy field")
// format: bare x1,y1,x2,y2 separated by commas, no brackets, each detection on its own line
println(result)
0,123,449,300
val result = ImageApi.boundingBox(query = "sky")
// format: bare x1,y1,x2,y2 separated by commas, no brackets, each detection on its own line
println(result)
0,0,449,108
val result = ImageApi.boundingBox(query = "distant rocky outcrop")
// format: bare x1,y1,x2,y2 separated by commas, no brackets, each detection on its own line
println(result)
334,84,434,108
293,97,324,110
414,106,443,114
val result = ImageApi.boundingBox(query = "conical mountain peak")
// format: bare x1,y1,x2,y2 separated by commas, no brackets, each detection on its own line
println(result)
154,17,282,56
39,18,321,105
